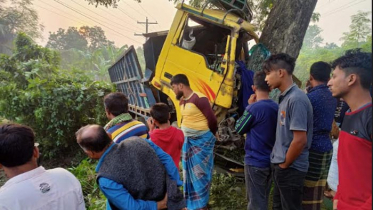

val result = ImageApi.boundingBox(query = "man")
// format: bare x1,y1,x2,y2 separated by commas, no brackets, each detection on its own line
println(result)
170,74,217,210
327,49,372,210
147,102,184,169
76,124,185,210
103,92,148,143
263,53,313,210
235,71,278,210
0,123,85,210
302,61,337,209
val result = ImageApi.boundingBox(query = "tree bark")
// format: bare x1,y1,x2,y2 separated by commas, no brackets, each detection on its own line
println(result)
259,0,318,59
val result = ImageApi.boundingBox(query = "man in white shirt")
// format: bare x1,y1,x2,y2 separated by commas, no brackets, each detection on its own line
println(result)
0,124,86,210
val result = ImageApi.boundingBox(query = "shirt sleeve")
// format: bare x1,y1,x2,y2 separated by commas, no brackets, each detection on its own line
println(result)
289,100,310,131
145,139,183,186
195,96,218,134
235,106,256,135
98,177,157,210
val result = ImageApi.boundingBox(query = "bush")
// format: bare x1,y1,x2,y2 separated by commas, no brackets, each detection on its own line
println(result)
68,159,106,210
209,172,247,209
0,77,114,157
0,33,115,158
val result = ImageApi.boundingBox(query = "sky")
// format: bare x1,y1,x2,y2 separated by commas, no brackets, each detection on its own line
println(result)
32,0,372,48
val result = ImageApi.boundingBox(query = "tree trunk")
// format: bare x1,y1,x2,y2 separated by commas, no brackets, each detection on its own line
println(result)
260,0,318,59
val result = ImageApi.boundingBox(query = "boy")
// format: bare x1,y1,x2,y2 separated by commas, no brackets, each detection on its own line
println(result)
235,71,278,210
147,103,184,169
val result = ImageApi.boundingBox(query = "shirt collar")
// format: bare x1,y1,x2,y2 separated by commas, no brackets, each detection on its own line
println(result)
2,166,46,188
280,83,297,96
95,143,116,172
279,83,297,103
308,84,328,93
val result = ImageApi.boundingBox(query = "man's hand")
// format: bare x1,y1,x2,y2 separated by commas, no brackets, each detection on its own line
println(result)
333,199,338,210
147,117,155,132
279,162,289,169
157,193,167,209
248,94,257,104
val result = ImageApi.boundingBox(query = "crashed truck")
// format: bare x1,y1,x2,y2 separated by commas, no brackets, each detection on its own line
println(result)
107,0,299,177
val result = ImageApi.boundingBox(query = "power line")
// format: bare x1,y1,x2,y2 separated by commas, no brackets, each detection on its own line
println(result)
34,1,88,26
135,17,158,40
69,0,135,33
121,1,145,18
138,3,157,22
316,0,336,10
37,0,134,42
322,0,363,14
53,0,142,44
323,0,367,17
115,7,144,30
138,3,161,31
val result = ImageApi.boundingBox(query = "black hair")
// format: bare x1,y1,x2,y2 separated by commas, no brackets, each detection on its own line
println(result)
170,74,190,86
76,125,112,153
0,124,35,167
253,71,270,92
310,61,332,83
150,103,170,124
104,92,129,116
263,53,296,75
332,48,372,90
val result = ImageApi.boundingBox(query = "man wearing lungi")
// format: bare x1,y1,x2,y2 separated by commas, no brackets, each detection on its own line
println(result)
170,74,217,210
302,61,337,209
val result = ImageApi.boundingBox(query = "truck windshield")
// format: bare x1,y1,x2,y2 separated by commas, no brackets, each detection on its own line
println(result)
178,15,231,73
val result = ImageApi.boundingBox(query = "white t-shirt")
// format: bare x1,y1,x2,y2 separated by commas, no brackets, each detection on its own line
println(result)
0,166,85,210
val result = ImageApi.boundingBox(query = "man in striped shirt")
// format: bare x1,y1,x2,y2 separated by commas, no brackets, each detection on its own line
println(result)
103,92,148,143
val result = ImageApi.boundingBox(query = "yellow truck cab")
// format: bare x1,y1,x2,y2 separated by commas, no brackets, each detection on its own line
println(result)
151,3,258,127
108,1,260,175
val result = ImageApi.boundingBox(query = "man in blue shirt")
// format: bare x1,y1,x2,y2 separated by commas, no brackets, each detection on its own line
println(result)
302,61,337,209
76,124,184,210
235,71,278,210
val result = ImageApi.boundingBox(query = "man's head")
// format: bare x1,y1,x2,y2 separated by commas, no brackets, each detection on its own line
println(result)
0,124,39,169
327,49,372,98
252,71,271,93
76,125,112,160
309,61,332,87
150,103,171,125
104,92,129,119
263,53,296,90
170,74,190,100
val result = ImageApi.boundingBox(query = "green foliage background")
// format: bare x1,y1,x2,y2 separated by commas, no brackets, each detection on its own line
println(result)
0,33,115,157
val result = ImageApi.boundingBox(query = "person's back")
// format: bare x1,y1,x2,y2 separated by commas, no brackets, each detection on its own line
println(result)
0,124,85,210
103,92,148,143
148,103,184,169
0,167,85,210
106,119,148,143
150,126,184,169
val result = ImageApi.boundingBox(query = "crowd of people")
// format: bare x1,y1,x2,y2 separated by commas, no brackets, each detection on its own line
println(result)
0,49,371,210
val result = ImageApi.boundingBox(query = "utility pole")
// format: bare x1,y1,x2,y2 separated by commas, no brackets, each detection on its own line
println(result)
134,17,158,40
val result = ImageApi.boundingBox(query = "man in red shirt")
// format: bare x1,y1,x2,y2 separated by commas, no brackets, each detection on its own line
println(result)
147,103,184,170
327,49,372,210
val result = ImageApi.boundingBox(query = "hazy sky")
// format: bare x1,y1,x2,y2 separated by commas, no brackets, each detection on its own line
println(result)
33,0,372,48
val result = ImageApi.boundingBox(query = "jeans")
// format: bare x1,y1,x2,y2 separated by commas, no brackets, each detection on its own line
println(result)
272,164,307,210
244,165,272,210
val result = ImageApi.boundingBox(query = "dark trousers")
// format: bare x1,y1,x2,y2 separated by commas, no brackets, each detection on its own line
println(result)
244,165,272,210
272,164,307,210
